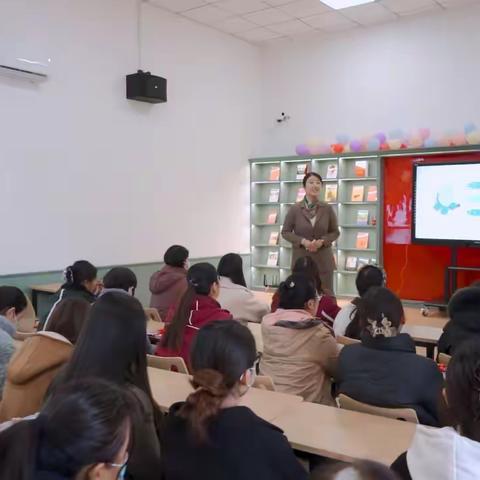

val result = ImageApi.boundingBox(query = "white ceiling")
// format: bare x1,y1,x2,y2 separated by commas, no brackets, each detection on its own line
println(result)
147,0,480,44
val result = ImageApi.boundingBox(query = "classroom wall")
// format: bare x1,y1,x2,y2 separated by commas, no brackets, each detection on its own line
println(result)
256,5,480,157
0,0,260,275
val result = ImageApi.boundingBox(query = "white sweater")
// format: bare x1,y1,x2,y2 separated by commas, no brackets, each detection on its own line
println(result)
217,277,270,324
333,302,356,337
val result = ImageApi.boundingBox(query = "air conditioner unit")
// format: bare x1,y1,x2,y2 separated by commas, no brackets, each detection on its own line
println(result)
0,55,50,82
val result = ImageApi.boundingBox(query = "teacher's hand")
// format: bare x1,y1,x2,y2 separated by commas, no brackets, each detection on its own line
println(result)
314,239,325,249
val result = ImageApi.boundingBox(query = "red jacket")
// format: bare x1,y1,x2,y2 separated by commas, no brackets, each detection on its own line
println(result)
270,291,340,326
155,295,232,370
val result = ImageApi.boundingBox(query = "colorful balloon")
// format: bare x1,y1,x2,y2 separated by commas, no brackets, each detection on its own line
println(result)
418,128,431,140
349,139,362,152
424,138,437,148
466,130,480,144
367,138,381,151
295,144,310,156
332,143,344,154
388,139,402,150
375,132,386,144
336,134,350,145
464,122,477,135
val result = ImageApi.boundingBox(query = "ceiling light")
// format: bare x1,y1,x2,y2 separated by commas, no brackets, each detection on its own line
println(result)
321,0,375,10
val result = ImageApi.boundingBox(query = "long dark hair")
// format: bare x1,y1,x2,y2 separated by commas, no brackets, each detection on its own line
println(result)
217,253,247,288
0,378,133,480
62,260,97,291
162,263,219,351
278,274,317,310
0,286,27,316
45,298,91,344
446,339,480,442
58,293,161,428
292,256,324,295
179,320,256,442
345,265,385,339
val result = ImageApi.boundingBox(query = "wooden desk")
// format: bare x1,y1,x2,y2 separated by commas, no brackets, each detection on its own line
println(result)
272,402,416,465
30,283,61,312
148,367,302,422
402,325,442,359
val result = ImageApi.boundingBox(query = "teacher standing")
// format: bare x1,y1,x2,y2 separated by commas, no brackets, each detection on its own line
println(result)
282,172,340,292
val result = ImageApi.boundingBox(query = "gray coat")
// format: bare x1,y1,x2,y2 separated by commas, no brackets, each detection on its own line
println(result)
0,316,16,397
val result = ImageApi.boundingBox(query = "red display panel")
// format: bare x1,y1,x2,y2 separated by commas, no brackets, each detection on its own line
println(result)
383,153,480,301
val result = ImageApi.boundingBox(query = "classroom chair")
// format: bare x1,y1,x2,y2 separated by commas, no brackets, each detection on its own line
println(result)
336,393,419,424
438,352,451,366
253,375,275,391
336,335,361,346
147,355,188,374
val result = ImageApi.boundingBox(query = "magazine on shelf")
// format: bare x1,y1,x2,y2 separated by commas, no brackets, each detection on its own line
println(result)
268,188,280,203
356,232,369,249
354,160,368,177
367,185,378,202
345,256,358,271
267,251,279,267
296,163,308,180
269,166,280,181
324,184,338,202
357,257,370,271
267,212,278,224
326,163,338,179
351,185,365,202
268,231,279,246
356,209,369,225
296,187,306,202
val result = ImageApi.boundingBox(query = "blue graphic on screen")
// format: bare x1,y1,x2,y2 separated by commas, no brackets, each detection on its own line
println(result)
434,181,480,216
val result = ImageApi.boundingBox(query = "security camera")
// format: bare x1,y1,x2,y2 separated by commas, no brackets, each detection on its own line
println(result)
276,112,290,123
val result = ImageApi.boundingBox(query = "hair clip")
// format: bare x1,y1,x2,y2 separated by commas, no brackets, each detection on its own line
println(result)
289,281,295,288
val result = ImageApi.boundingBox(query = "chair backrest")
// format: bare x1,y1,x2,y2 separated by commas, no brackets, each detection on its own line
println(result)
337,335,361,346
13,331,36,341
438,352,451,366
144,308,162,323
337,393,419,424
147,355,189,374
253,375,275,391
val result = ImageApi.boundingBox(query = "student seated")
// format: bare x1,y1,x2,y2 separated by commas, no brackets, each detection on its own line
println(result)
0,298,90,421
155,263,231,369
217,253,269,323
336,287,443,426
39,260,98,330
0,287,27,396
50,292,162,479
271,256,340,324
0,378,132,480
102,266,138,296
333,265,385,338
162,320,308,480
314,460,399,480
260,274,338,404
391,339,480,479
437,286,480,356
150,245,189,319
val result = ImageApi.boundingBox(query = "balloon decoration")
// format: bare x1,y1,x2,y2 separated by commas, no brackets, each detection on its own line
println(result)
295,123,480,155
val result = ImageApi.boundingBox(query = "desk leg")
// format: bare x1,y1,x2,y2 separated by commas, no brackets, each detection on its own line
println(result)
426,344,435,360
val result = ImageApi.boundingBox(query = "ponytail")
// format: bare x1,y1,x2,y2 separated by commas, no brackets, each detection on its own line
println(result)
179,369,231,442
162,285,196,350
0,417,42,480
63,260,97,289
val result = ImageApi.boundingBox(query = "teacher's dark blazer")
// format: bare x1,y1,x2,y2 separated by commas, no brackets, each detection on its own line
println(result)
281,201,340,274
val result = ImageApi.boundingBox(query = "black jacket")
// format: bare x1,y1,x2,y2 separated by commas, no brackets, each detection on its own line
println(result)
336,333,444,426
162,403,307,480
438,321,480,356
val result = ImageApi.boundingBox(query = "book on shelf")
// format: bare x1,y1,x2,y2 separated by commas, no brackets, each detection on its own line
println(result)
369,258,377,265
326,163,338,179
357,257,370,271
356,232,369,249
324,184,338,202
367,185,378,202
268,188,280,203
267,212,278,224
269,166,280,181
296,163,308,180
267,251,279,267
268,231,279,246
354,160,368,177
356,209,369,226
345,256,358,271
296,187,306,202
351,185,365,202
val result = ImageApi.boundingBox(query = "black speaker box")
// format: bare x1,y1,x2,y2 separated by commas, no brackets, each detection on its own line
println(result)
126,70,167,104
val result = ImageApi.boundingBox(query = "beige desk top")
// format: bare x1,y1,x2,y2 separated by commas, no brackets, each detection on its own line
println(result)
148,367,302,422
272,401,416,465
402,325,442,344
30,283,61,294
